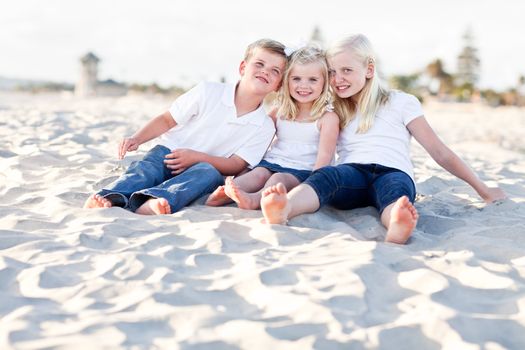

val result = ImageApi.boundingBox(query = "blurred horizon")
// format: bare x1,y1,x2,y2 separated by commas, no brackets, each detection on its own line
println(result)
1,0,524,90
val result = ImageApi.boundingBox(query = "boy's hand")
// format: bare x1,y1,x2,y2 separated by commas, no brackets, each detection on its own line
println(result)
119,137,140,159
164,149,203,174
481,187,507,204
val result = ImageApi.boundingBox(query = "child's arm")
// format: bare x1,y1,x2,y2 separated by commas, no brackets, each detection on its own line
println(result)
119,111,176,159
164,151,247,176
313,112,340,170
407,116,506,203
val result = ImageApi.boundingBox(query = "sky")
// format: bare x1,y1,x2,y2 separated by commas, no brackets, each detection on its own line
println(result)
1,0,524,90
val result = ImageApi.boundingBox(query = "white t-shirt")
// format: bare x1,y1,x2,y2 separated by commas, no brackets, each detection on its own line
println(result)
157,82,276,167
263,117,321,170
337,91,423,181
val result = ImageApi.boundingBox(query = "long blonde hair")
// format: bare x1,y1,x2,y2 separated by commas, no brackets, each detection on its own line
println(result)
277,46,331,122
326,34,390,133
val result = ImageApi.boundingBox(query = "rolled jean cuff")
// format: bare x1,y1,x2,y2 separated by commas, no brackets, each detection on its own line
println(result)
97,191,129,208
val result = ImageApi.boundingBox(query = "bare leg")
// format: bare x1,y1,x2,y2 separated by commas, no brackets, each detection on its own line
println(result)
232,167,273,193
206,168,272,207
135,197,171,215
381,196,418,244
205,184,233,206
261,183,320,224
84,194,112,208
224,176,261,209
227,172,300,210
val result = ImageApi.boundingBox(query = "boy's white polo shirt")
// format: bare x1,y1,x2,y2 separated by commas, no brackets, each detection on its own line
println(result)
157,81,275,167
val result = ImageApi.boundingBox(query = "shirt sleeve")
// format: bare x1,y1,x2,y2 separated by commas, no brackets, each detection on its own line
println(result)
234,117,276,167
168,82,205,125
402,93,424,125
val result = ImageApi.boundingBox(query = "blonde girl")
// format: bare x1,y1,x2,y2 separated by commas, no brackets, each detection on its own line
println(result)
260,34,506,244
206,46,340,209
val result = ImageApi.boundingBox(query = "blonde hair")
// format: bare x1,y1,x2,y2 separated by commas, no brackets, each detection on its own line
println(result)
326,34,390,133
244,39,286,61
277,46,331,122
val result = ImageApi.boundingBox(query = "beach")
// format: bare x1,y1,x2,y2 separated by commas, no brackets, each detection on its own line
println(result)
1,91,524,349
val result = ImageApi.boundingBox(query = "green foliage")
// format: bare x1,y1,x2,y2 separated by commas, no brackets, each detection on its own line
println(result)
389,73,424,102
128,83,185,96
15,82,74,93
480,89,503,107
452,82,475,102
389,73,419,91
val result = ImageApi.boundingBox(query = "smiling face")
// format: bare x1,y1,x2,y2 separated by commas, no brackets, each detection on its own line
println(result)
239,48,286,96
328,50,374,101
287,61,325,105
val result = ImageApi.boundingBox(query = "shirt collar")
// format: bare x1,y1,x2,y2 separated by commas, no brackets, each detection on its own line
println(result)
222,81,266,126
221,82,236,107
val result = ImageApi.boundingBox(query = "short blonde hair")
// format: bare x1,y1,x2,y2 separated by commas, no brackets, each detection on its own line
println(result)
244,39,286,61
277,46,331,122
326,34,390,132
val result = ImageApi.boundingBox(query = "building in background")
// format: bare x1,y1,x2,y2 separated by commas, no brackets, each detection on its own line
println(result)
75,52,127,97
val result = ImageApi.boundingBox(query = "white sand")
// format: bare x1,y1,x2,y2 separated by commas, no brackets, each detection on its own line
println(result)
1,91,524,349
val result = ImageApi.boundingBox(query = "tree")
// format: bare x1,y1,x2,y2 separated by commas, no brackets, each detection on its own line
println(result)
389,73,423,101
309,25,325,48
426,59,454,95
518,75,525,106
456,28,480,88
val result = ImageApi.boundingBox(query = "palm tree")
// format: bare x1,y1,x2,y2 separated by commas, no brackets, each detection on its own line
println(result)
426,59,454,95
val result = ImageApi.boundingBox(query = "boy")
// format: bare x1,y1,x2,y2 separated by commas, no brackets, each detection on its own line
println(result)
84,39,287,215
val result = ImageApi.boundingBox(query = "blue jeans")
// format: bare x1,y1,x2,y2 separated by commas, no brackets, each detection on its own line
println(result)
256,160,312,182
303,163,416,214
97,145,224,213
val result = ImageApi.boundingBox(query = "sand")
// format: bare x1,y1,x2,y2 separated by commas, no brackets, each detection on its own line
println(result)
1,91,524,349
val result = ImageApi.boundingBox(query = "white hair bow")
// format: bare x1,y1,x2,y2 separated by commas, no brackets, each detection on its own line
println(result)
284,46,297,57
284,40,308,57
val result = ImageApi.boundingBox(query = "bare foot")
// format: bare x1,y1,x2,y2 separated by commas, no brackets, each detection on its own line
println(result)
135,198,171,215
260,183,289,224
385,196,418,244
205,185,233,206
84,194,112,208
224,176,260,210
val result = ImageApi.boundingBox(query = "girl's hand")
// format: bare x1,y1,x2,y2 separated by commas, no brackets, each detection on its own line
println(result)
164,148,203,174
119,137,140,159
481,187,507,203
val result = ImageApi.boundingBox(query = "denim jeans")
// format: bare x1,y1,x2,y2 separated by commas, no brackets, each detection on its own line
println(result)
303,163,416,214
97,145,224,213
256,160,312,182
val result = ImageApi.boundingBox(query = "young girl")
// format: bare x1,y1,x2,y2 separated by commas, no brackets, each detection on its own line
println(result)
260,34,506,244
205,46,340,209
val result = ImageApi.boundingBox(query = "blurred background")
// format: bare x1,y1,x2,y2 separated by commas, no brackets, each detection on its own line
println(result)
1,0,524,105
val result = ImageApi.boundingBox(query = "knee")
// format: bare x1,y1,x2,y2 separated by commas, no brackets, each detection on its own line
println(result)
143,145,171,162
192,162,222,180
269,172,289,183
251,167,272,183
309,166,336,184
